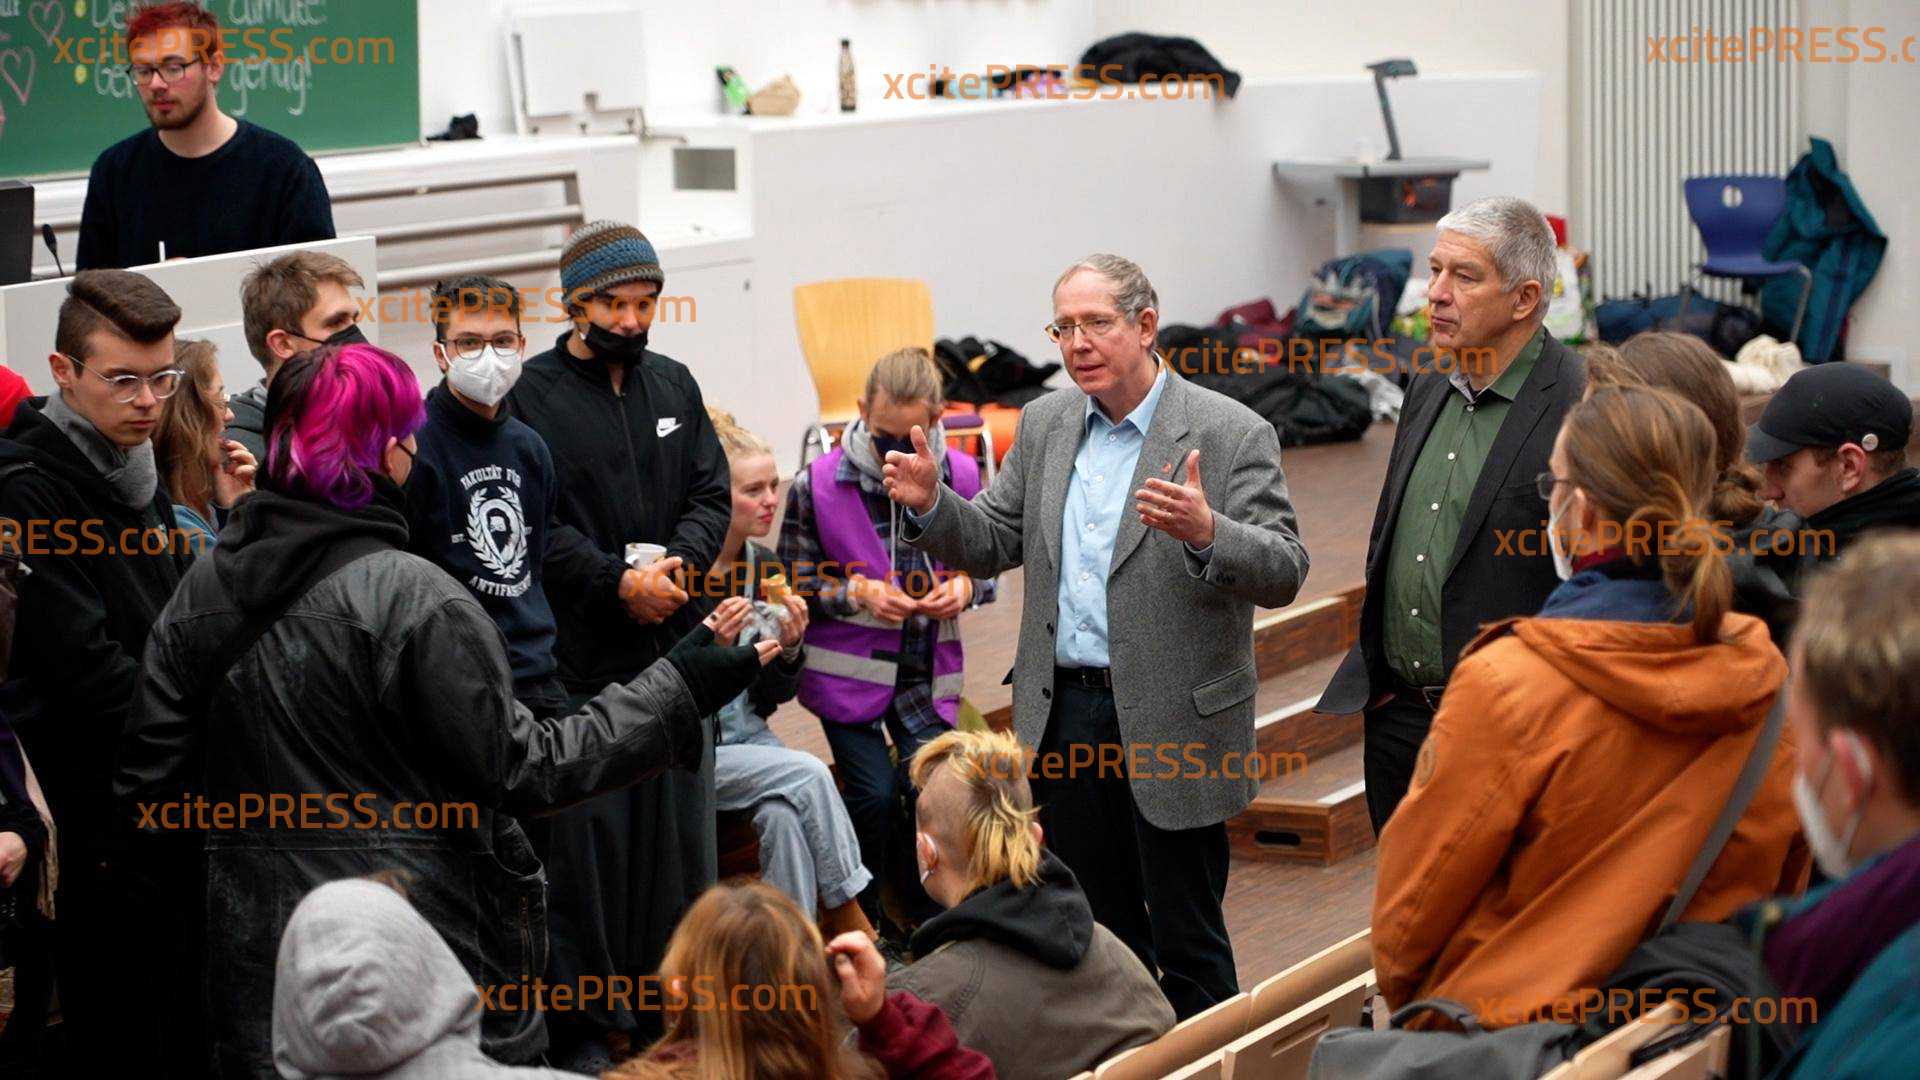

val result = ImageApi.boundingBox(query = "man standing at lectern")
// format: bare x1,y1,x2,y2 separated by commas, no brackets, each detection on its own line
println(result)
77,3,334,270
883,253,1309,1017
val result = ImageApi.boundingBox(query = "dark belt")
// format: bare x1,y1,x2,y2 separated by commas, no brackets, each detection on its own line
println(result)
1054,665,1113,690
1390,679,1447,711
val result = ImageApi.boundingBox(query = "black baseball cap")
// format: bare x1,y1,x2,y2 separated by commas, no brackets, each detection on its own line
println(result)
1745,363,1912,464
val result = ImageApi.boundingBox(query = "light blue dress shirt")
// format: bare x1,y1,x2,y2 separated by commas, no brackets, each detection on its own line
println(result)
905,361,1210,670
1055,364,1170,667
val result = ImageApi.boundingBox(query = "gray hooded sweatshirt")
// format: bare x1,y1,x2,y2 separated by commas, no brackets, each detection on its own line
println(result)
272,879,579,1080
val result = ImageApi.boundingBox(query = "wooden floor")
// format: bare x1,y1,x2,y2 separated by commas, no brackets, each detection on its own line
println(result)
765,418,1397,988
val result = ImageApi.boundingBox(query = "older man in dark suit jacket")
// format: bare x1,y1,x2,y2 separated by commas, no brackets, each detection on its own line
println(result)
1321,196,1587,831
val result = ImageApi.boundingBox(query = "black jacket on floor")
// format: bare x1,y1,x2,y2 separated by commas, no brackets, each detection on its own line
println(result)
0,398,189,864
507,334,731,690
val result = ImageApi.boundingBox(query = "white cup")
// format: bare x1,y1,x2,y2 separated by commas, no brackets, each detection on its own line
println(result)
625,542,667,568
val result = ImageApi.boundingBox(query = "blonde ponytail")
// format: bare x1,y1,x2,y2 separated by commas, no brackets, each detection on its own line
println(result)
706,405,771,461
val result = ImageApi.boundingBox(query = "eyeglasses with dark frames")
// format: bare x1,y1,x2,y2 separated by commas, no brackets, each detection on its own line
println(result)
1535,471,1573,502
126,57,203,84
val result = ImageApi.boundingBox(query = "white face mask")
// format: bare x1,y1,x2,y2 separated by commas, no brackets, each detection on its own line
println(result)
441,343,524,407
1793,736,1870,879
1546,485,1577,581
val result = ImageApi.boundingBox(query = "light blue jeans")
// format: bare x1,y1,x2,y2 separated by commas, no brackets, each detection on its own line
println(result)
713,727,871,919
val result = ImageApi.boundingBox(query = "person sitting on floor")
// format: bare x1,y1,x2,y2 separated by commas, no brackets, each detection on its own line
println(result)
1736,533,1920,1078
606,880,994,1079
1372,385,1809,1026
700,406,875,940
887,729,1173,1078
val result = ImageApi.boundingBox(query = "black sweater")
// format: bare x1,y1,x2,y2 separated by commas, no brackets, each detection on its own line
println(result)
505,334,731,691
406,385,559,687
77,119,335,270
0,399,189,859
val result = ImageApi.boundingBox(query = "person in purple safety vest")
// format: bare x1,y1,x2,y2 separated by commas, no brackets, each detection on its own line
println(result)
778,347,995,942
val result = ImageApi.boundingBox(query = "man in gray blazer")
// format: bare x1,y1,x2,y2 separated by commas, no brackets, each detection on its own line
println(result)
882,253,1309,1016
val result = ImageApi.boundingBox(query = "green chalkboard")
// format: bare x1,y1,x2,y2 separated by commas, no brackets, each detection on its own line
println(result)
0,0,419,179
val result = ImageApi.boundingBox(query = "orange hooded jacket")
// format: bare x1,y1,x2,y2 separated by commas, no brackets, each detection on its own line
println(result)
1372,610,1810,1027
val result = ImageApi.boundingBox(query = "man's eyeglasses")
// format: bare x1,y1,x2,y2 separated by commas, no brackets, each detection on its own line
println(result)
441,332,525,360
1045,315,1121,343
63,355,184,404
126,58,202,84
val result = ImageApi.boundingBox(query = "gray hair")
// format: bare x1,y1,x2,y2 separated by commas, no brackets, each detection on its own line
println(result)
1053,253,1159,322
1434,197,1557,310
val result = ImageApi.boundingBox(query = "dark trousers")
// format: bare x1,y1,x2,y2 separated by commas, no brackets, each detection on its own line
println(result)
0,915,52,1074
529,684,715,1054
1031,681,1237,1019
1363,690,1440,832
819,705,942,928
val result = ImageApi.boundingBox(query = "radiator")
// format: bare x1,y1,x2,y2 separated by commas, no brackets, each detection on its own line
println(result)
1579,0,1803,302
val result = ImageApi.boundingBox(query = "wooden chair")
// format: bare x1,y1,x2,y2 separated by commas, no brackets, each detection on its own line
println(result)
1222,971,1371,1079
1094,993,1251,1080
1620,1025,1729,1079
1539,1001,1688,1080
792,277,994,480
1165,1052,1227,1079
1247,929,1371,1029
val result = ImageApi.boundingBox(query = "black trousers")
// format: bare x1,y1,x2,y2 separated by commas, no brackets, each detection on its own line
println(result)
1031,680,1237,1019
1362,690,1440,832
818,703,943,928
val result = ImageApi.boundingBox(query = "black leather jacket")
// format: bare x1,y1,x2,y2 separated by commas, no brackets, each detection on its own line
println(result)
115,486,707,1076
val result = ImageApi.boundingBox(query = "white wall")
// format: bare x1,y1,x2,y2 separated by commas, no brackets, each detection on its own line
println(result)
419,0,1098,137
1800,0,1917,384
735,74,1541,470
1092,0,1573,221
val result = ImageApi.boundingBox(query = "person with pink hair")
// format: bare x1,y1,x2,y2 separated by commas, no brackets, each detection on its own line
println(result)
116,342,781,1075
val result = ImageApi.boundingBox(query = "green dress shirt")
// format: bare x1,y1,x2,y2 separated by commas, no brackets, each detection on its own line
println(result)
1380,328,1545,686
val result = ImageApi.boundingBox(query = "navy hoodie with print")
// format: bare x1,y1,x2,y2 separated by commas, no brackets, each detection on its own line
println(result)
406,384,559,688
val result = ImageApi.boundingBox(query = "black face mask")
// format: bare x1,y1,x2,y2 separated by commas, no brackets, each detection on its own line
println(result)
581,323,650,363
870,431,915,462
289,323,370,351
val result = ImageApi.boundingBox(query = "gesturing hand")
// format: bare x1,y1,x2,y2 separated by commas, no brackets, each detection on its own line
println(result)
881,425,939,515
826,930,888,1025
1136,449,1215,548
